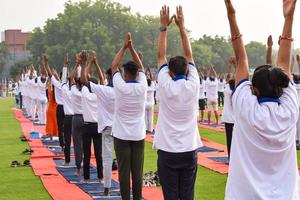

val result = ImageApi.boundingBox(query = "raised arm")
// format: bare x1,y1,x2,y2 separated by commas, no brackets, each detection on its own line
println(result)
70,54,79,85
146,67,154,80
111,34,129,74
225,0,249,85
127,33,144,71
91,51,105,85
61,54,69,83
80,51,89,86
157,5,172,68
211,65,217,78
266,35,273,65
44,55,52,77
276,0,297,78
174,6,194,63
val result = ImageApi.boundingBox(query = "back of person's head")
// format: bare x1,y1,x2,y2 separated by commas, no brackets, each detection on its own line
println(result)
168,56,188,76
123,61,139,80
228,79,235,91
209,77,215,82
147,79,152,86
252,65,289,99
106,68,113,86
293,74,300,83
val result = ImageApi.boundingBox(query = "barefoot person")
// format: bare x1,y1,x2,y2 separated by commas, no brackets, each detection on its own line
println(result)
296,54,300,149
145,67,155,135
154,6,202,200
70,54,84,176
198,68,206,121
224,0,299,199
80,51,103,183
111,33,147,200
89,52,115,196
222,57,235,161
45,55,66,150
206,65,219,125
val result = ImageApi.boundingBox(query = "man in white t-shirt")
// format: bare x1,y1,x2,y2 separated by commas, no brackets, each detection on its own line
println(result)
206,65,219,125
111,33,147,200
154,6,202,200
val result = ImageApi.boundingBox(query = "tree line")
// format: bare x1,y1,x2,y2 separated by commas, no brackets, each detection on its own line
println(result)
8,0,300,77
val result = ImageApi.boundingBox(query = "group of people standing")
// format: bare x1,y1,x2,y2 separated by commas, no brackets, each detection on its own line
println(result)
14,0,300,199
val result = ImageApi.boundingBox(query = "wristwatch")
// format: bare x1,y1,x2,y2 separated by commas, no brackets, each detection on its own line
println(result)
159,26,167,32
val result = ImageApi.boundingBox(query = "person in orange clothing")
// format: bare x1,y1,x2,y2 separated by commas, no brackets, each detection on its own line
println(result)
45,77,58,138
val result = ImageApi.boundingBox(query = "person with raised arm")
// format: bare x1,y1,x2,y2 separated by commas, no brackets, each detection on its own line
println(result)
224,0,299,199
111,32,147,200
198,68,206,121
145,67,155,135
206,65,219,125
70,53,84,176
79,51,103,183
36,64,48,125
88,51,115,196
154,5,202,200
45,55,66,151
218,73,226,107
221,57,236,162
59,55,74,166
294,54,300,150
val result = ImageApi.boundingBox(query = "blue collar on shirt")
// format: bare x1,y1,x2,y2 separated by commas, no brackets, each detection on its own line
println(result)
126,80,139,83
258,97,280,105
294,80,300,84
173,75,187,81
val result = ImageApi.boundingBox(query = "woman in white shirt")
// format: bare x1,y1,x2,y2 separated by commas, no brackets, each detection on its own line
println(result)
225,0,299,199
145,67,155,134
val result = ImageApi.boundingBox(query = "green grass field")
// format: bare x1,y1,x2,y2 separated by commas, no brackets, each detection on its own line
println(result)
0,98,51,200
1,98,299,200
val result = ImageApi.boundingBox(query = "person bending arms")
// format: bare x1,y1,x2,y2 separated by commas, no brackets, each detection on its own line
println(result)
88,51,115,196
80,51,103,183
154,6,202,200
224,0,299,199
111,32,147,200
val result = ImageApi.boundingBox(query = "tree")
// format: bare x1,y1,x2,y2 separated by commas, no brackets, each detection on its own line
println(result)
245,41,266,67
0,42,9,75
9,60,32,78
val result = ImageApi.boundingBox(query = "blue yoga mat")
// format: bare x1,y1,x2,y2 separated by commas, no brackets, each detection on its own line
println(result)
196,146,220,153
208,156,229,164
53,158,123,200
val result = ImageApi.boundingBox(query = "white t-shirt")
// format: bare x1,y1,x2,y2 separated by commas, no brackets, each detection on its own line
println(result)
221,84,234,123
112,71,147,141
206,78,218,101
37,77,48,103
146,81,155,107
51,76,64,105
81,85,98,123
199,79,205,100
70,85,82,115
90,82,115,133
218,79,226,92
154,63,203,153
225,80,299,200
61,83,74,115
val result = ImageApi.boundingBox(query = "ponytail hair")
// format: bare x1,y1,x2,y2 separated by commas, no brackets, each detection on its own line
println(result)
252,65,289,99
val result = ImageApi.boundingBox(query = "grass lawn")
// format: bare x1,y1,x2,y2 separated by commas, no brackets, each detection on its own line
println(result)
0,98,51,200
1,98,299,200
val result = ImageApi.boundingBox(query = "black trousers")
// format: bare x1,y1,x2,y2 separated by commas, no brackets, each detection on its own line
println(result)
19,93,22,109
218,92,224,107
63,115,73,163
114,138,144,200
72,114,84,169
56,105,65,148
158,150,198,200
225,123,234,160
82,122,103,180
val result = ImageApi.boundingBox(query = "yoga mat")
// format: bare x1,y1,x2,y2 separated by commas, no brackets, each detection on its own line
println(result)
208,156,229,164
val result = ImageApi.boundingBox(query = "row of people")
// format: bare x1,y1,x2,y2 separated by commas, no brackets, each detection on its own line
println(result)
16,0,299,199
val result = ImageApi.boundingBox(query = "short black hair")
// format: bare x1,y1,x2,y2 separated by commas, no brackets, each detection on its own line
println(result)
252,65,289,98
168,56,188,76
123,61,139,78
